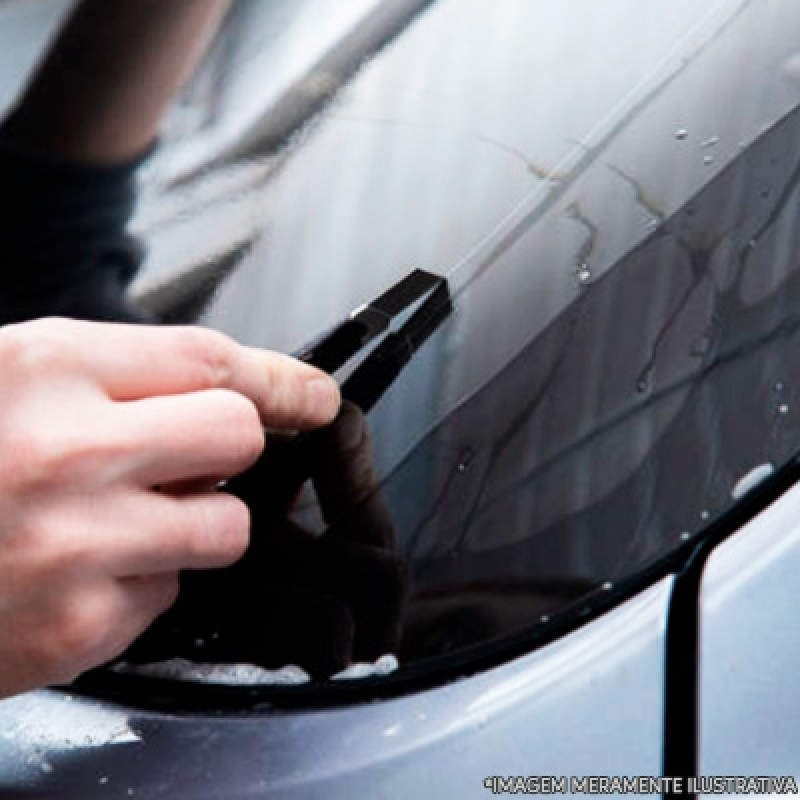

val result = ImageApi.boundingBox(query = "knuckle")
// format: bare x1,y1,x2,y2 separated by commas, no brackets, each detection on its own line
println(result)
175,327,236,391
2,428,55,488
26,433,80,483
11,428,117,489
221,392,264,466
261,356,303,412
187,495,250,566
123,574,181,620
49,594,110,667
47,535,99,578
154,574,181,614
0,318,75,378
14,511,100,580
163,574,181,607
56,432,130,482
262,355,340,428
256,366,301,424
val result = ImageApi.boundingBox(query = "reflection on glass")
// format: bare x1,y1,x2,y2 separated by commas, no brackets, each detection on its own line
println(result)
124,401,406,680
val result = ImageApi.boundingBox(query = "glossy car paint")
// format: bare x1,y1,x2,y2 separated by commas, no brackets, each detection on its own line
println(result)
0,579,670,798
700,480,800,778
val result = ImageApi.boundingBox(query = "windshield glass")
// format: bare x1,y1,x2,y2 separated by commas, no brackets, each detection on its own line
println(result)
4,0,800,701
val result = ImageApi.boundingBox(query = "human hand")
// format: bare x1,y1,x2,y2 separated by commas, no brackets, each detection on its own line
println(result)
0,317,339,698
125,401,406,680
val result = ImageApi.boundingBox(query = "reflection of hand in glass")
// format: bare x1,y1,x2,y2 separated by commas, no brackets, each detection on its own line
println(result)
124,401,406,680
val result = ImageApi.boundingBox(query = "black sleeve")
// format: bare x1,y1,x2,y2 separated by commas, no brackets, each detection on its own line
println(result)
0,132,152,324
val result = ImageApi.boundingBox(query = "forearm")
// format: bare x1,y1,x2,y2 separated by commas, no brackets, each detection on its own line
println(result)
2,0,233,163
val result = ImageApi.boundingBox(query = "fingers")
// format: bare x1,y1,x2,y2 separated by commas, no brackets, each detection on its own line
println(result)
14,318,341,430
118,389,265,487
312,536,406,660
311,401,373,518
310,402,396,549
89,489,251,576
0,318,351,696
242,523,405,662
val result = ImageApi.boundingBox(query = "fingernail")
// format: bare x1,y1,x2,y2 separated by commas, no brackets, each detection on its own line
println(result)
307,376,341,420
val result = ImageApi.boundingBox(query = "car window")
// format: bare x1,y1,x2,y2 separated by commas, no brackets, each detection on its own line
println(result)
5,0,800,705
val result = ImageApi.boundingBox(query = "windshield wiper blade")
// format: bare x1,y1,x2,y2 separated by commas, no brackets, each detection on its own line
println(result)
297,268,451,412
227,271,451,505
295,269,444,374
340,274,451,412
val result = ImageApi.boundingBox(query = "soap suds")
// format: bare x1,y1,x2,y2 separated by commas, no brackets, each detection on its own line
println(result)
114,660,311,686
116,654,400,685
331,654,399,681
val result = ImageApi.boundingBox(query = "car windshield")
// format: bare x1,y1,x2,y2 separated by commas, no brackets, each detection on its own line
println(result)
4,0,800,704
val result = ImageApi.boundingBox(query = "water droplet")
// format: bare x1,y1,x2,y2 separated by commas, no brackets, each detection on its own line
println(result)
636,367,654,394
540,615,550,624
703,155,715,166
194,638,205,648
602,582,613,591
775,382,785,392
576,264,592,285
681,532,692,541
457,448,475,473
675,128,689,140
40,762,53,774
748,238,758,249
99,777,109,785
780,404,790,414
701,510,711,520
731,463,775,500
127,790,135,797
700,135,720,148
211,632,219,640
